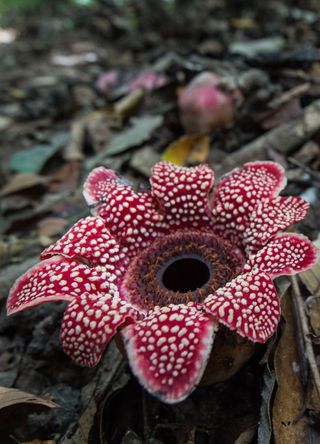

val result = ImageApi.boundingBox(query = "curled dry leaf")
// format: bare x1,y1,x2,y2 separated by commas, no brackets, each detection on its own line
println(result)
0,386,58,431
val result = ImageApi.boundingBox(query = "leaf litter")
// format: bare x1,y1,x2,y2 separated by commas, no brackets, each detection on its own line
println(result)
1,1,320,443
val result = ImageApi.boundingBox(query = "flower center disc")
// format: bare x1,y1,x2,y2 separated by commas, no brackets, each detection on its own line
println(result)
121,230,245,310
160,254,211,293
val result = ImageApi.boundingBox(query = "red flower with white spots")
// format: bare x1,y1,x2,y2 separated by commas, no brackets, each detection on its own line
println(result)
7,161,318,403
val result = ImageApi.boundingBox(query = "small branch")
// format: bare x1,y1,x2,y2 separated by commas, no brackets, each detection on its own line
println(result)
291,275,320,400
216,98,320,174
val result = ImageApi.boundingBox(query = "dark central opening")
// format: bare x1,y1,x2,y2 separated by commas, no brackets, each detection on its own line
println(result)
161,255,211,293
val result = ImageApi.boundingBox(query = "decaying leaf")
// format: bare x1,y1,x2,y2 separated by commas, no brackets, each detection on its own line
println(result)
87,115,163,168
0,386,58,410
65,110,111,161
300,260,320,297
104,115,163,156
0,173,49,196
272,292,308,444
130,145,162,176
9,141,63,174
305,296,320,337
162,134,209,165
0,386,59,431
37,217,69,237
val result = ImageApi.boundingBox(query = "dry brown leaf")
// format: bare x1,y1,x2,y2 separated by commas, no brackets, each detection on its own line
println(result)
300,260,320,297
0,386,58,410
234,426,256,444
65,109,111,161
0,386,59,432
37,217,69,237
48,160,81,192
0,174,49,196
272,292,308,444
306,296,320,337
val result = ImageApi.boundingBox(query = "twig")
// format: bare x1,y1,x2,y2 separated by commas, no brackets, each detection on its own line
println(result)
291,275,320,400
216,98,320,174
267,82,310,110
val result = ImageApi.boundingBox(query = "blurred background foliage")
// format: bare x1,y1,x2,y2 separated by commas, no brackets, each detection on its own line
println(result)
0,0,95,15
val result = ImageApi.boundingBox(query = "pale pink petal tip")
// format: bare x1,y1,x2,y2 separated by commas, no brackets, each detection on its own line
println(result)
83,166,119,207
203,270,280,343
61,293,138,367
122,304,217,403
151,161,215,230
41,216,126,273
247,233,318,278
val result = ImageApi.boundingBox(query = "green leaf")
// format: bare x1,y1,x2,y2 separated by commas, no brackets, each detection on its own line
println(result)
86,115,163,170
9,133,68,173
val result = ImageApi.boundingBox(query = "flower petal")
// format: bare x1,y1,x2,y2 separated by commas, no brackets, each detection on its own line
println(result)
243,196,309,254
212,161,286,246
122,303,217,404
203,270,280,343
61,292,138,367
151,161,215,229
7,256,112,315
41,216,127,274
83,166,119,206
246,233,318,278
83,167,167,255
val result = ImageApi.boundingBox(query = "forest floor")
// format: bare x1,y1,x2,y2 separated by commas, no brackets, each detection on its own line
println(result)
0,1,320,443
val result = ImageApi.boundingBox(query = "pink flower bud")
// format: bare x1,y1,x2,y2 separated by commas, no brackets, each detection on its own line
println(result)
179,72,235,134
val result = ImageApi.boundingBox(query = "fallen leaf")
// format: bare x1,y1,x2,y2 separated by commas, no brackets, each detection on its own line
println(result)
49,160,81,192
230,36,286,58
305,296,320,337
234,426,256,444
87,115,163,168
9,133,68,174
106,115,163,155
0,173,49,196
0,386,58,431
65,119,86,161
186,135,210,164
37,217,69,237
162,135,209,165
86,111,111,152
162,135,196,165
130,145,162,176
272,291,308,444
300,260,320,297
162,135,210,165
